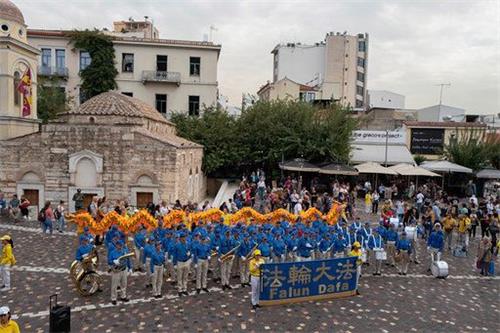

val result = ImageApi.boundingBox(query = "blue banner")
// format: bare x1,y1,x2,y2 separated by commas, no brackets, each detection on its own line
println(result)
259,257,358,305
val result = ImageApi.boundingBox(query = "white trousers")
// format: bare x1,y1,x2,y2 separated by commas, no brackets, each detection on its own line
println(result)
176,259,191,292
220,257,234,286
251,275,260,306
296,256,311,262
152,265,164,296
134,246,144,270
240,259,249,284
0,265,11,288
196,259,209,289
111,270,127,301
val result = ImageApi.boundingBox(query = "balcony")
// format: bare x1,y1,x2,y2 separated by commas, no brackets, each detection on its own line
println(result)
38,66,68,78
142,71,181,86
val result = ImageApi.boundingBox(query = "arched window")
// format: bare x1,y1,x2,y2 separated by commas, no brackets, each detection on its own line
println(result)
14,71,21,106
75,157,97,188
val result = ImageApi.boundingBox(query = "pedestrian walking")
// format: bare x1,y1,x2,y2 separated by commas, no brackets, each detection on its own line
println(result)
0,235,15,292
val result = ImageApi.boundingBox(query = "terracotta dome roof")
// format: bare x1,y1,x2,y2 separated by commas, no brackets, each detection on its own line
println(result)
0,0,25,25
69,91,171,124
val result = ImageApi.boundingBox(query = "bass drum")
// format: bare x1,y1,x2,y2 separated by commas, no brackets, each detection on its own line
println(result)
76,271,101,296
431,261,449,279
70,260,83,282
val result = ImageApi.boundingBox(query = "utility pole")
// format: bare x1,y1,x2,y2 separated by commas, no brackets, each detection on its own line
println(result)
384,129,389,167
435,83,451,105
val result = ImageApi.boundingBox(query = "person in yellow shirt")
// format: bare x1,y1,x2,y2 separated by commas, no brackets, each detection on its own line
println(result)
0,306,19,333
349,241,363,295
457,214,471,250
0,235,15,292
441,214,457,251
249,249,266,310
364,192,372,214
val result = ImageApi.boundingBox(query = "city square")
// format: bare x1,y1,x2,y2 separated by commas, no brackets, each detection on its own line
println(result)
0,0,499,332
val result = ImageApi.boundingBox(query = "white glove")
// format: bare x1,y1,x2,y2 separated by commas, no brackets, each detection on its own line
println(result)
113,259,120,265
82,253,89,259
241,256,245,260
208,255,211,261
194,264,198,269
217,258,222,263
426,246,430,251
128,268,132,274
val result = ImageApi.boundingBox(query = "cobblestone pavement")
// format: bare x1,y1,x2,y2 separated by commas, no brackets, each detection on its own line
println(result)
0,208,498,333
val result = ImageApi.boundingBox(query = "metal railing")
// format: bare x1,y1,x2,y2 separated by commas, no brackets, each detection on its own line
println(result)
142,70,181,84
38,66,69,77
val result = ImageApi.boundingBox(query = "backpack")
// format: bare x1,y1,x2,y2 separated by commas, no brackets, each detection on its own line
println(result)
38,208,46,222
54,208,61,220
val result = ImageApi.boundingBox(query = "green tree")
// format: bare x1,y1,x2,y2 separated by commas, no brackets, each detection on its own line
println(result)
68,30,117,99
171,100,358,176
171,107,247,175
37,76,71,123
444,128,500,170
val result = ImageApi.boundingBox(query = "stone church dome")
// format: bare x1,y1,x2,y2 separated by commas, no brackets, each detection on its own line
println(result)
71,91,171,124
0,0,25,25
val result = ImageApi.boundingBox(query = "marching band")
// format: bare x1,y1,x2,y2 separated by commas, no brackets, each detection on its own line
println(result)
74,216,424,304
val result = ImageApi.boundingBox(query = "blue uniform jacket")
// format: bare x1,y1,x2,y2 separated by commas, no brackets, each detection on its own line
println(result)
427,231,444,251
193,241,211,264
367,235,384,250
258,242,271,257
385,229,399,242
296,238,313,257
76,244,94,261
134,232,146,249
108,246,132,270
396,238,412,253
172,241,192,265
150,247,166,272
272,238,286,256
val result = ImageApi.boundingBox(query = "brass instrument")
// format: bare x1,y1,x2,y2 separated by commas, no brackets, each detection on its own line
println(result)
69,248,102,296
242,243,259,263
220,244,240,263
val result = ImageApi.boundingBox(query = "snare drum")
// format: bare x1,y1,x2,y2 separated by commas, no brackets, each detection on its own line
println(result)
375,249,387,261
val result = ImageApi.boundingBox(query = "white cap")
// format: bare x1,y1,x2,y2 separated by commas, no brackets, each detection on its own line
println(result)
0,306,10,315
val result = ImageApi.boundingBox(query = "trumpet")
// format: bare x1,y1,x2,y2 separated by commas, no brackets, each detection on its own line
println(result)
220,244,240,263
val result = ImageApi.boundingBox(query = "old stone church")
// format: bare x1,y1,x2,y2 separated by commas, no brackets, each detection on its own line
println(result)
0,0,205,211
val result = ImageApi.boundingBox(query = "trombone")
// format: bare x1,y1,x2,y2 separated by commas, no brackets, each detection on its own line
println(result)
220,244,241,263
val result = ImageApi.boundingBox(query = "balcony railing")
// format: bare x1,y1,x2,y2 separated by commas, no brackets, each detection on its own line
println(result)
38,66,69,78
142,70,181,85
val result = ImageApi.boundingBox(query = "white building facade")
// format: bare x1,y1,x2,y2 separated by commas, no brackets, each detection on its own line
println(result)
270,32,369,110
27,20,221,117
367,90,405,110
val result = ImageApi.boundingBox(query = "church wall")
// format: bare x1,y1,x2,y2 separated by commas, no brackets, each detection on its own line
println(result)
0,121,204,210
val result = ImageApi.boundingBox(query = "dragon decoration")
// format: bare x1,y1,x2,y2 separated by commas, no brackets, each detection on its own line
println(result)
69,202,346,235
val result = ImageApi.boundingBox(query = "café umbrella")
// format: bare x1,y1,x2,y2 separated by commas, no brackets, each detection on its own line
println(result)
279,158,319,173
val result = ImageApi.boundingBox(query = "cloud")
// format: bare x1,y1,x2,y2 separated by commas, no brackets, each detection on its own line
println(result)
16,0,499,114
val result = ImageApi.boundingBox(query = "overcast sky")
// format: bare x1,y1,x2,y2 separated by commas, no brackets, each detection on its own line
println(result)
17,0,499,114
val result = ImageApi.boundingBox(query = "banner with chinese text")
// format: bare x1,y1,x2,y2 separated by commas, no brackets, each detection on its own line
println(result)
259,257,358,305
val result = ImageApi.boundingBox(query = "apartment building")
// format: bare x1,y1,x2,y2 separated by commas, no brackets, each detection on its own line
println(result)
27,19,221,117
266,32,368,110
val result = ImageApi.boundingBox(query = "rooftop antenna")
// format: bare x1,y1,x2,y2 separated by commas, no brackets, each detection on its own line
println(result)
209,25,218,42
435,83,451,105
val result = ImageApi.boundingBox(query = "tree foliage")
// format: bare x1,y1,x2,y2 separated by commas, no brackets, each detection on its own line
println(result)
444,128,500,170
68,30,117,99
171,100,358,175
37,77,71,123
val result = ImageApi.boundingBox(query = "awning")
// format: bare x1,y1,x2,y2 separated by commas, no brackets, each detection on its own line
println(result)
279,158,319,172
389,163,441,177
476,168,500,179
351,144,414,165
319,163,359,176
355,162,398,175
421,160,473,174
